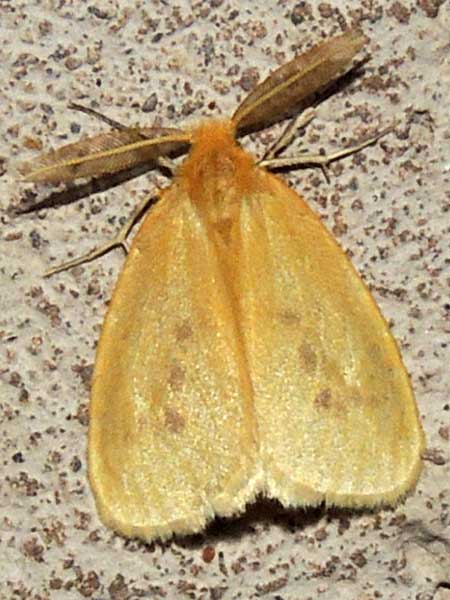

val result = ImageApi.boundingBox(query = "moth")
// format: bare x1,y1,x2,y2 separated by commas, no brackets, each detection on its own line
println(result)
21,30,425,542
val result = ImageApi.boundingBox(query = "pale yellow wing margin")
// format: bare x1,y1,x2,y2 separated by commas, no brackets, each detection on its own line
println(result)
89,188,258,542
238,171,425,509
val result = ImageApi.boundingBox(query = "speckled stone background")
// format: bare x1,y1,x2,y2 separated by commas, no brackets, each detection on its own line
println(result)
1,1,449,599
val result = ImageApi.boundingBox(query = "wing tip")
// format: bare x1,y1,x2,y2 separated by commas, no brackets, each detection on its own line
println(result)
90,470,263,543
265,451,424,511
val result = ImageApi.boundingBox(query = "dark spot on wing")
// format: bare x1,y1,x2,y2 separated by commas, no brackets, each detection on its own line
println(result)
164,408,186,434
298,341,317,372
279,310,302,324
168,361,186,392
215,217,234,245
315,388,332,409
174,320,194,343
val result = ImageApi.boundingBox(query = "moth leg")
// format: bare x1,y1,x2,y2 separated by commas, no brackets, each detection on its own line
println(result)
44,191,158,277
69,102,129,131
261,108,316,161
260,125,393,183
155,155,177,175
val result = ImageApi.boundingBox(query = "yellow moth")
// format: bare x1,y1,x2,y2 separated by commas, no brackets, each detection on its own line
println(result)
21,30,425,542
